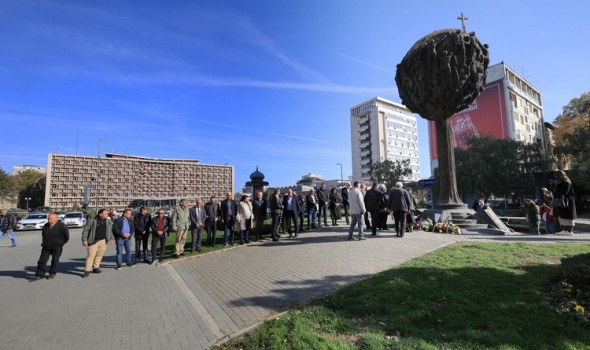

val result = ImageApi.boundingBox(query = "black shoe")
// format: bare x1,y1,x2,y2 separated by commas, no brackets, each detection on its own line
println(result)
347,237,355,241
173,254,179,259
127,263,135,267
82,271,91,278
180,252,185,256
47,274,56,279
92,268,102,274
115,265,122,270
245,240,250,243
272,238,279,242
372,233,377,236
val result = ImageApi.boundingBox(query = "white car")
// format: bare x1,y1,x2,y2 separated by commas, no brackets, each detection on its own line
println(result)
16,213,49,231
63,212,87,228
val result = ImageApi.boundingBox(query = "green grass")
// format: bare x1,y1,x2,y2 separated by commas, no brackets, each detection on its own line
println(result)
214,242,590,350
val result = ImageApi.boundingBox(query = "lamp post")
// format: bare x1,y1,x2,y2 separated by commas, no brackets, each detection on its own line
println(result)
96,139,102,212
336,163,343,188
25,197,31,212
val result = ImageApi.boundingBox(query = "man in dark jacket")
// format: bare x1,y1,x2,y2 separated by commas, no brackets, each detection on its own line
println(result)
150,209,171,264
251,191,267,241
34,213,69,280
282,188,300,238
341,183,350,225
269,189,283,241
113,209,135,269
364,181,384,236
316,183,329,227
204,196,219,247
388,182,412,237
220,192,238,247
133,207,151,263
0,209,17,247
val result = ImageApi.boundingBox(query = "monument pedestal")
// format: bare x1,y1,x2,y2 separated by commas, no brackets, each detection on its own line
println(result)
422,206,474,224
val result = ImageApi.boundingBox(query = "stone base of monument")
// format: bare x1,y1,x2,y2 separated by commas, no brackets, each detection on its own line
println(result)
421,207,509,235
473,209,514,234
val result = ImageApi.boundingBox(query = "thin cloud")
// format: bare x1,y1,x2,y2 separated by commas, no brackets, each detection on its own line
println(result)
339,53,395,74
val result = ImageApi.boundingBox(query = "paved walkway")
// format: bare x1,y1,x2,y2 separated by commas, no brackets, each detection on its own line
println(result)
1,223,588,350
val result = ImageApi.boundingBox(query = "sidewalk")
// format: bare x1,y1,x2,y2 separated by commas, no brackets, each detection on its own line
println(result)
0,224,588,350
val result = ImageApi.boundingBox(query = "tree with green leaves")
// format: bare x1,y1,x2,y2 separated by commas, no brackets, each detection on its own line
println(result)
454,137,546,201
0,167,16,203
369,159,412,189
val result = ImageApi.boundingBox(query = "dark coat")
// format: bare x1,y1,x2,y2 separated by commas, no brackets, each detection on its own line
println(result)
317,187,329,206
341,187,349,206
150,215,171,236
252,198,268,219
189,206,206,229
270,195,283,214
388,188,412,212
113,216,135,238
282,195,300,213
554,181,577,220
41,221,69,248
204,202,219,222
220,199,238,221
364,188,384,212
133,213,151,236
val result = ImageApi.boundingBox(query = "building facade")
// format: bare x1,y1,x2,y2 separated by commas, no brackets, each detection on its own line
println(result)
13,165,46,174
350,97,420,183
428,62,546,171
45,153,234,210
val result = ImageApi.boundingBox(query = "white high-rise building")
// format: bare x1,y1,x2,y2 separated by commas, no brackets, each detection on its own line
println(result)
350,97,420,183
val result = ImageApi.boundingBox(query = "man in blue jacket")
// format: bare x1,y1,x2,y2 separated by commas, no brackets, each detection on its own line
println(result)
113,209,135,269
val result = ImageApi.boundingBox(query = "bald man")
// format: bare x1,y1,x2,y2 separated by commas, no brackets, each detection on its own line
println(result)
33,213,69,280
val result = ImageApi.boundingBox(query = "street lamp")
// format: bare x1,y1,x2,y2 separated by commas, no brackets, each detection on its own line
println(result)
25,197,31,212
96,139,102,212
336,163,343,188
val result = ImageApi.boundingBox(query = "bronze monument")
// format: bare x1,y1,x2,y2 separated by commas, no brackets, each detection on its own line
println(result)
395,18,489,209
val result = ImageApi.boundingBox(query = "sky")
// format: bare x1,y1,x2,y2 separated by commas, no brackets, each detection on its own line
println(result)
1,1,589,190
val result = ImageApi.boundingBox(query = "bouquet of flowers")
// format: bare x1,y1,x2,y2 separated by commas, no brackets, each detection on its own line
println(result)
421,217,461,235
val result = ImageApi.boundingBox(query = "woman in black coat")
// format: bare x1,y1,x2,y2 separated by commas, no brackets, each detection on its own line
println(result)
553,170,577,235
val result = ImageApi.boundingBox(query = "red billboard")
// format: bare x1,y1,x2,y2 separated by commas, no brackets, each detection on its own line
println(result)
429,79,509,161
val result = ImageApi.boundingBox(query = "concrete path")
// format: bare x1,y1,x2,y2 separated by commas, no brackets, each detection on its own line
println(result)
1,224,588,350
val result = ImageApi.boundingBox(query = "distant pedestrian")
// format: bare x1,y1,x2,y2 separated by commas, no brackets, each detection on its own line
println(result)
81,209,115,278
133,207,151,263
282,189,300,238
364,181,384,236
0,209,17,247
554,170,577,235
305,189,318,229
347,182,366,241
388,182,412,237
33,213,69,280
296,192,306,232
251,192,267,241
189,198,206,252
329,187,341,226
379,185,389,230
316,183,329,227
521,199,540,235
150,209,171,264
341,183,350,225
172,199,191,257
113,208,135,268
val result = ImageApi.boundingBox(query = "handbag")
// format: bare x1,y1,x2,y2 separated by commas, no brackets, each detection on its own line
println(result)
552,197,568,208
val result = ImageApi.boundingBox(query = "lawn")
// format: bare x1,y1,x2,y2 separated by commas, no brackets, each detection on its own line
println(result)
214,242,590,350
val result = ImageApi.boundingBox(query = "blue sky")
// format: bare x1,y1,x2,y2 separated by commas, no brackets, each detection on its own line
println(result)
1,1,588,189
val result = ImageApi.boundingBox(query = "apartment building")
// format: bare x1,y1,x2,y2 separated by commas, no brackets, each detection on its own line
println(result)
45,153,234,209
350,97,420,183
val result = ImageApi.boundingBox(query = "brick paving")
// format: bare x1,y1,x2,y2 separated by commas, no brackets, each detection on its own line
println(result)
1,223,588,350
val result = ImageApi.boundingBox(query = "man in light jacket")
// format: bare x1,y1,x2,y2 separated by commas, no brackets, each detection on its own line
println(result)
348,182,367,241
172,199,191,258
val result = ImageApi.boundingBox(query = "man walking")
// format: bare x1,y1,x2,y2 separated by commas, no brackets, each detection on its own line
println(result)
364,181,384,237
341,183,350,225
204,196,219,246
282,188,300,238
316,183,329,227
33,213,69,280
388,182,412,237
189,198,206,252
133,207,151,263
220,192,237,247
81,209,114,278
347,182,366,241
251,191,267,241
0,209,17,247
172,199,190,258
113,208,135,268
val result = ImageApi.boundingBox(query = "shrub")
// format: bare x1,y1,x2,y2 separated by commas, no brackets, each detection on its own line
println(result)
561,253,590,289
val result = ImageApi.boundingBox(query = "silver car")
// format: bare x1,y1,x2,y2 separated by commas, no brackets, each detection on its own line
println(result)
63,212,87,228
16,213,49,231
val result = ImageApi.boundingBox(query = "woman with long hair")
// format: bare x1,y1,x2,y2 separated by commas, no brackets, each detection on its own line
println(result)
553,170,577,235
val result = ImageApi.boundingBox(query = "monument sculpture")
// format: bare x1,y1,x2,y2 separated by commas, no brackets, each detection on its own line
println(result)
395,15,489,209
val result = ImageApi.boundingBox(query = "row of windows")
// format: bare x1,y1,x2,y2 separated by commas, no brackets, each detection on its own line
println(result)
506,71,541,105
385,113,416,127
386,130,418,142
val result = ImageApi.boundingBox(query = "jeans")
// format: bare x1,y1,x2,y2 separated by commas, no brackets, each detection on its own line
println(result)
307,207,317,229
135,233,149,261
224,218,235,245
545,221,556,234
205,221,217,246
318,204,328,226
116,237,133,266
0,229,17,246
348,214,365,238
151,234,166,261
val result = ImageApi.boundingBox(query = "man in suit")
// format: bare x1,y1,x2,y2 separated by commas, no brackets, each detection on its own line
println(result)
341,183,350,224
220,192,238,247
204,195,219,247
316,183,329,227
306,189,318,230
282,188,300,238
251,191,267,241
388,182,412,237
113,208,135,268
269,189,283,241
189,198,206,252
364,181,384,237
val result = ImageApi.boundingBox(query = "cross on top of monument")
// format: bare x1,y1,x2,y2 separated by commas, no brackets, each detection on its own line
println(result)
457,12,469,32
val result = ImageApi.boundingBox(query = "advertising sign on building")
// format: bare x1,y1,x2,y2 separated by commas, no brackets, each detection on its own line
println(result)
428,79,509,161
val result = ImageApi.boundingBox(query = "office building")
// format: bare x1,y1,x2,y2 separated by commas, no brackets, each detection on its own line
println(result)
45,153,234,209
428,62,546,171
350,97,420,183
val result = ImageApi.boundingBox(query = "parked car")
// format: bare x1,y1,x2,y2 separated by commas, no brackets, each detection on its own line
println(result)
54,211,67,220
15,213,49,231
63,211,87,228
